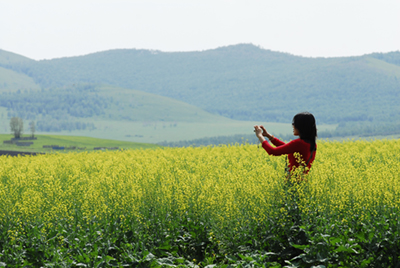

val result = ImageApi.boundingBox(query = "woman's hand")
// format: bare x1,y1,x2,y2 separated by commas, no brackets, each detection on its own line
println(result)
260,125,269,137
254,126,266,144
260,125,274,140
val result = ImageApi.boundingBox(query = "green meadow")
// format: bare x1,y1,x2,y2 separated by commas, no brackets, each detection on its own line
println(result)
0,134,159,153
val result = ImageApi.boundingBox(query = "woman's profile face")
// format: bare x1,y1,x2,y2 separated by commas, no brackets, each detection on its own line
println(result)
292,124,300,136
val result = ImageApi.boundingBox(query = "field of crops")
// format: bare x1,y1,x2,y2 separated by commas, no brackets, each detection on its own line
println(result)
1,139,400,267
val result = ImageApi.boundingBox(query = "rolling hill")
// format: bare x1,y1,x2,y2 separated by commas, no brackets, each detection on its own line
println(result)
0,44,399,143
1,83,309,143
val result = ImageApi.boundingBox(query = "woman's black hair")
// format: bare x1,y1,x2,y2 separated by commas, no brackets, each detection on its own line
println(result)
292,112,317,152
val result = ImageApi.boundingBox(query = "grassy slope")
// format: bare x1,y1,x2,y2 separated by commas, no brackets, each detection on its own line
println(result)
0,66,40,91
96,85,234,122
0,134,160,153
0,49,34,65
365,56,400,76
0,49,40,91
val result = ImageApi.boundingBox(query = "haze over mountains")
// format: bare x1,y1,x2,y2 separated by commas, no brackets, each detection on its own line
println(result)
0,44,399,143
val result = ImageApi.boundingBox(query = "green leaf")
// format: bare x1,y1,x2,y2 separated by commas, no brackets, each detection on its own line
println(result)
238,253,253,262
356,233,365,242
290,253,306,261
329,237,341,246
145,252,156,261
106,255,116,261
174,258,185,264
368,232,374,240
284,260,299,268
360,257,374,267
226,255,238,262
334,245,355,253
158,244,171,250
156,258,174,265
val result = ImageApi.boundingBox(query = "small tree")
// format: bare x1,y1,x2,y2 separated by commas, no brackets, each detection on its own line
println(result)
29,121,36,138
10,117,23,139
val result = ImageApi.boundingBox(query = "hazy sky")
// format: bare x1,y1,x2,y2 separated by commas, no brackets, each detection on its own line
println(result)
1,0,399,60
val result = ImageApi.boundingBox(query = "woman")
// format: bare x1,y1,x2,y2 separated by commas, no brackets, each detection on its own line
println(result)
254,112,317,178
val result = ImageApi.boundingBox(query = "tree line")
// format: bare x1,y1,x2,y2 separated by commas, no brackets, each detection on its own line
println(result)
0,84,107,120
0,84,103,132
158,122,400,147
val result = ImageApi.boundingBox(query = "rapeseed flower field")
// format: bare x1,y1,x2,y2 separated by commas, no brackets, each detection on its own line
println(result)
0,139,399,267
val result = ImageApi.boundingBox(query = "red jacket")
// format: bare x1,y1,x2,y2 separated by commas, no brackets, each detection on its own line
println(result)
262,138,316,173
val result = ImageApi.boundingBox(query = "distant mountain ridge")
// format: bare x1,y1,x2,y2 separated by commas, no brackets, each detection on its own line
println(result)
1,44,400,127
0,49,34,66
